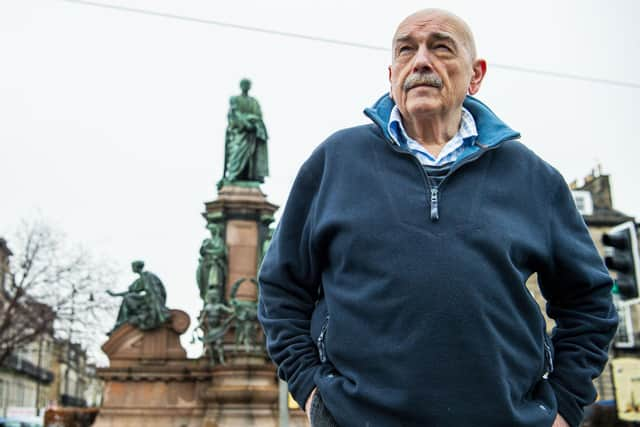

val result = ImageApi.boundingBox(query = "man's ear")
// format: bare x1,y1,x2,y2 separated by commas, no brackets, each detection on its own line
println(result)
388,65,394,100
468,59,487,95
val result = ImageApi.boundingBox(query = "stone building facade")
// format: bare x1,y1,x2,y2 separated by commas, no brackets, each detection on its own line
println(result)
0,238,102,418
0,236,56,417
0,336,56,416
47,339,103,408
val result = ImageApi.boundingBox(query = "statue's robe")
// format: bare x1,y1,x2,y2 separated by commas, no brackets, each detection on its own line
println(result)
196,238,226,300
110,272,170,333
224,95,269,182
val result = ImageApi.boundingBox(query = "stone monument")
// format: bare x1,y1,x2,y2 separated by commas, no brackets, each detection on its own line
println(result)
96,263,209,427
196,79,306,426
95,80,307,427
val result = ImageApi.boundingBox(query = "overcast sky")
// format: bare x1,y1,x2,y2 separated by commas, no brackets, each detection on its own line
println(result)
1,0,638,361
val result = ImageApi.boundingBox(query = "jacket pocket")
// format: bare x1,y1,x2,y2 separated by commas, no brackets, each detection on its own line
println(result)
317,314,330,363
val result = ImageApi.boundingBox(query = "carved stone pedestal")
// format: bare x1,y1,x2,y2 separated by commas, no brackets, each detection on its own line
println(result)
199,185,306,426
203,184,278,302
199,352,306,427
200,353,277,427
96,185,309,426
95,312,307,427
94,310,209,427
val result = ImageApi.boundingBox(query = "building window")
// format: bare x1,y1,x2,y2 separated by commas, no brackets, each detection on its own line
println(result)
17,381,25,407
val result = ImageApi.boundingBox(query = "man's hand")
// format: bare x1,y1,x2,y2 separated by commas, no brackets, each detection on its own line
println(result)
552,414,569,427
305,387,318,421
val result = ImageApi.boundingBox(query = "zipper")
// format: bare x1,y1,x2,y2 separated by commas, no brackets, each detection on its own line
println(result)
317,315,330,363
364,103,520,221
430,187,439,221
521,281,554,383
542,336,554,379
388,138,517,221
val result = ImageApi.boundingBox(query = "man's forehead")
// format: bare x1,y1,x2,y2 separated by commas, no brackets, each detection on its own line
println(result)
392,9,476,58
394,11,465,43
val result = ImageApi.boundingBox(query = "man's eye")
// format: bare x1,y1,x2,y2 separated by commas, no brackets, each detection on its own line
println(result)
434,44,452,52
398,46,413,54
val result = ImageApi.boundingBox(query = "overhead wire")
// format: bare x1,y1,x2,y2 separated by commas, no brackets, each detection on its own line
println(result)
60,0,640,89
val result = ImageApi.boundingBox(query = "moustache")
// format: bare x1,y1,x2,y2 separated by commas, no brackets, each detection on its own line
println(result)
403,73,443,91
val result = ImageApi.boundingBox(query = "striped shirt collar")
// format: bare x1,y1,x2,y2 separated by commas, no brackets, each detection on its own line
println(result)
387,104,478,166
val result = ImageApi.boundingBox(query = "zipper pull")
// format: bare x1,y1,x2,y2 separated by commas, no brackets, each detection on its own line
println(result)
430,187,439,221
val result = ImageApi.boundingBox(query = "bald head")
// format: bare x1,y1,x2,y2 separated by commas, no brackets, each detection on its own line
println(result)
393,9,477,61
387,7,487,134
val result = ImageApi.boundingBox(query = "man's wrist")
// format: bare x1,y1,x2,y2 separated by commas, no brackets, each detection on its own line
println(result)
552,413,570,427
305,387,318,416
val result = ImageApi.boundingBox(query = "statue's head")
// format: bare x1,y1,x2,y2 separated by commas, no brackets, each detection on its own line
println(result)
207,222,220,236
240,78,251,94
131,260,145,273
206,286,220,302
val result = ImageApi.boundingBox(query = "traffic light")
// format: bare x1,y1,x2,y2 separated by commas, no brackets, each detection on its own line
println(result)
602,221,640,300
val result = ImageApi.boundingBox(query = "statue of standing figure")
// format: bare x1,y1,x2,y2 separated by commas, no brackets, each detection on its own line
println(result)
230,278,260,353
196,222,227,300
107,260,171,334
199,285,234,365
221,78,269,185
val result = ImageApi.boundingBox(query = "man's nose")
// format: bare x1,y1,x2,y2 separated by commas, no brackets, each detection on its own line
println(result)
412,45,433,73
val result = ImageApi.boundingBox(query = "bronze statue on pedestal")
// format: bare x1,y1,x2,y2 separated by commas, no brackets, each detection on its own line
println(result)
196,222,227,300
107,260,170,334
219,78,269,187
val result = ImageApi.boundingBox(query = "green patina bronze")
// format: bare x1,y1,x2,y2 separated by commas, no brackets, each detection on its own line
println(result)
195,277,261,364
196,222,227,300
198,285,234,365
230,278,259,353
107,260,171,334
196,222,232,364
259,227,274,268
219,79,269,187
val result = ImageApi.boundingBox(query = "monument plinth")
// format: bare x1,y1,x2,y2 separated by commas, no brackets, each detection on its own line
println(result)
203,185,277,302
200,359,280,426
197,184,282,426
95,310,210,427
101,309,190,366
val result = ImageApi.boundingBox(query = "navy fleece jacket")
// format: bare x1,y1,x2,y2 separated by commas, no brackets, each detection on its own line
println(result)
258,95,618,427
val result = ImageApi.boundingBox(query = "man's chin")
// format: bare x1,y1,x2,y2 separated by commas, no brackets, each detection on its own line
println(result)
405,99,443,117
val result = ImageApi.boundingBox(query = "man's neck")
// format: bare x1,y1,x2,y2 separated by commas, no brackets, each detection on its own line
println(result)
402,109,462,157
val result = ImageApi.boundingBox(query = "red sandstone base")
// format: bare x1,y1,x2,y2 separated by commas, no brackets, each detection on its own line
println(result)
94,310,307,427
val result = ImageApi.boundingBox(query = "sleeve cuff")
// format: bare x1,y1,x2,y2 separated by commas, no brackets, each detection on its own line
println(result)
550,379,584,427
288,364,322,409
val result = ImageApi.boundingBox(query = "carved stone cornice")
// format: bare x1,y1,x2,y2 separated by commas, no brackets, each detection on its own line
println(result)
204,185,278,220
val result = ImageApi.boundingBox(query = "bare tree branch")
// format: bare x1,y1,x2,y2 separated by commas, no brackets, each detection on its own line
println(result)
0,218,120,365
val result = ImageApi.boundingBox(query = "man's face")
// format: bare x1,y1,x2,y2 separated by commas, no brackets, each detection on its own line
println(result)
388,11,485,120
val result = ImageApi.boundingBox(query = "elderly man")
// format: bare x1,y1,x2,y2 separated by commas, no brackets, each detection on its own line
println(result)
258,9,617,427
